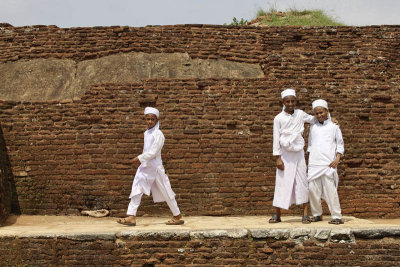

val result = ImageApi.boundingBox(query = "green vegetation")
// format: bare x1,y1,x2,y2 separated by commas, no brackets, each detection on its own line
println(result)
256,9,268,18
256,9,344,26
226,17,248,26
227,8,344,26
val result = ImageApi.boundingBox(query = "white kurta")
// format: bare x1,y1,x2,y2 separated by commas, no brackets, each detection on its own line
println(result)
307,119,344,219
129,122,176,203
272,109,315,210
307,119,344,187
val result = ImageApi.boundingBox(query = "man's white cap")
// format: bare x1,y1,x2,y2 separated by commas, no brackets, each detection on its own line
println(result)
312,99,328,110
281,88,296,99
144,107,159,118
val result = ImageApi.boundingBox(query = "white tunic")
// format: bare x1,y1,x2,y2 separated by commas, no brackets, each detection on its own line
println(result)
273,109,315,156
129,122,176,202
272,109,315,209
307,119,344,187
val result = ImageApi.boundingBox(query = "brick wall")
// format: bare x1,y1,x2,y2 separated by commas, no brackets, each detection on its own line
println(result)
1,78,399,217
0,24,265,64
0,24,399,217
1,235,399,266
0,126,12,224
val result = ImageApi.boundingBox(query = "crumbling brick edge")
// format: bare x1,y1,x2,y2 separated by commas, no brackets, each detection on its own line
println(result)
3,227,400,243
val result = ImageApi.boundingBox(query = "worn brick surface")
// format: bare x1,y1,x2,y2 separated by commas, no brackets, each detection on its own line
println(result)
0,236,400,266
0,78,399,217
0,24,400,218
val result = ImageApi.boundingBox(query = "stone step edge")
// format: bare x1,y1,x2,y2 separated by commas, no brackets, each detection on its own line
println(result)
3,227,400,242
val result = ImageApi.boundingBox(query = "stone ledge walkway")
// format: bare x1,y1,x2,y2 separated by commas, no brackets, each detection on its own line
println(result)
1,215,400,241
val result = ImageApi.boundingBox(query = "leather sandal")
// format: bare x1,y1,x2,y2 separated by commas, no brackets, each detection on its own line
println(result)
302,215,311,224
117,218,136,226
269,214,281,223
166,217,184,225
311,215,323,222
328,218,344,225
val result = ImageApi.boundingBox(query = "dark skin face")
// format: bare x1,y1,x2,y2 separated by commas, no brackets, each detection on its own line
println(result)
145,114,158,129
282,95,296,114
314,106,329,123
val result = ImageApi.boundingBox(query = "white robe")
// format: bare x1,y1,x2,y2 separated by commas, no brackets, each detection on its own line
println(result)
307,119,344,188
307,119,344,219
272,109,315,210
129,122,176,203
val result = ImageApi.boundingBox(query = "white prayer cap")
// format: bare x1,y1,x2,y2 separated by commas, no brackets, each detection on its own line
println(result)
144,107,159,118
281,88,296,99
312,99,328,110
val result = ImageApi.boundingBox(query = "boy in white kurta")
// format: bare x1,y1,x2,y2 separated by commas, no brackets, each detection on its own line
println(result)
270,89,315,224
307,99,344,224
117,107,183,226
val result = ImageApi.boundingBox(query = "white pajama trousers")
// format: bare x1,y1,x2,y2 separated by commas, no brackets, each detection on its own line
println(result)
127,175,180,216
309,174,342,219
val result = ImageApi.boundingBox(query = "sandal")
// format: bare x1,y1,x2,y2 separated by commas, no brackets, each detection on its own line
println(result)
166,217,184,225
328,218,344,225
302,215,311,224
310,215,323,222
268,214,281,223
117,218,136,226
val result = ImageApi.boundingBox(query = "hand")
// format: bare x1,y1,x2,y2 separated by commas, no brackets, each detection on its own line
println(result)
132,157,140,166
276,157,284,170
329,158,340,168
331,117,340,127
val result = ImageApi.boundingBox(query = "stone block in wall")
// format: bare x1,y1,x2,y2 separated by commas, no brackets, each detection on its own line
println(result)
0,52,264,102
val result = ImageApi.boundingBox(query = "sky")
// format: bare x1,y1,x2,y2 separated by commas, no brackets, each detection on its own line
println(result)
1,0,400,28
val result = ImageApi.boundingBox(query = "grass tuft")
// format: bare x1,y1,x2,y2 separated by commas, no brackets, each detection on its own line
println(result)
256,9,268,18
226,7,344,26
227,8,346,27
254,8,344,26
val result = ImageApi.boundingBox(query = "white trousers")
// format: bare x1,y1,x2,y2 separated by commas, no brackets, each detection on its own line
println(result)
309,174,342,219
127,175,181,216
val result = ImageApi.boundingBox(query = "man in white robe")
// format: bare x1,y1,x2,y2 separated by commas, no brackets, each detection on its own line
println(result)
270,89,315,224
118,107,183,226
307,99,344,224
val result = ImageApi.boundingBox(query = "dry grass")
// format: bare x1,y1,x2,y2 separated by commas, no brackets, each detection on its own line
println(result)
249,8,344,26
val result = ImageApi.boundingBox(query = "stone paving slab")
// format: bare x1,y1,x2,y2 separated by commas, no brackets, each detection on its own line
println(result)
1,215,400,242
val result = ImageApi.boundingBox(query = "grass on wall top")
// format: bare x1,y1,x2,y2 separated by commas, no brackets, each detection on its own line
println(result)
228,9,344,26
